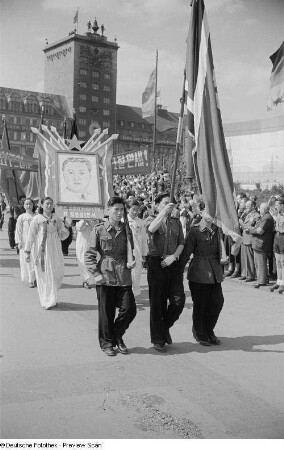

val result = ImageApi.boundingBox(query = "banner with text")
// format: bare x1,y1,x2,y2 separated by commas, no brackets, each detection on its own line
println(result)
112,148,150,175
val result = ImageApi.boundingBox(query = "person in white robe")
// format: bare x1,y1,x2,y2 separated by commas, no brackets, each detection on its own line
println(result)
127,199,148,296
75,219,95,289
24,197,69,310
15,198,36,288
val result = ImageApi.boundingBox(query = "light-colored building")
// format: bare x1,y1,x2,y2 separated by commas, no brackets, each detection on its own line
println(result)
224,115,284,188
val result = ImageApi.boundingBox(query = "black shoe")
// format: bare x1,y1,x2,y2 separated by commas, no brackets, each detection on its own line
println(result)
245,278,254,282
165,329,172,345
225,269,234,277
253,283,267,288
102,347,116,356
239,276,246,280
153,343,167,352
209,335,221,345
270,283,279,292
115,337,128,354
199,340,211,346
33,280,37,287
230,271,240,278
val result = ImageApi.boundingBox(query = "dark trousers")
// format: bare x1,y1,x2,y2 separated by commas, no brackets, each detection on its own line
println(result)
0,213,4,230
147,257,185,345
189,281,224,341
8,217,16,248
96,285,137,349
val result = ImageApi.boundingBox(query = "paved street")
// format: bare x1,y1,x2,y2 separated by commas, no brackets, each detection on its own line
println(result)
1,224,284,440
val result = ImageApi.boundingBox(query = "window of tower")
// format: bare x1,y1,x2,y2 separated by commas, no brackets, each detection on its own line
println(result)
92,96,99,102
79,94,87,101
103,110,110,116
92,71,99,78
104,73,111,80
79,106,86,113
103,86,111,92
103,121,110,129
92,84,99,90
103,98,110,104
80,69,88,76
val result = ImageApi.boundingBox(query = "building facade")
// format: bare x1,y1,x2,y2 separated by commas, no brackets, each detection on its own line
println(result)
0,87,70,157
44,20,118,139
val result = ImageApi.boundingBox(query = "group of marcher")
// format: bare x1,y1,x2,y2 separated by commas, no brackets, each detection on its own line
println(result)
1,184,283,357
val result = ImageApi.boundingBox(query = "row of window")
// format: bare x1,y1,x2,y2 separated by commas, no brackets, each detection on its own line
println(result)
0,100,55,115
117,120,146,129
4,115,64,128
78,106,110,116
78,82,111,92
79,94,110,104
9,131,36,142
79,69,111,80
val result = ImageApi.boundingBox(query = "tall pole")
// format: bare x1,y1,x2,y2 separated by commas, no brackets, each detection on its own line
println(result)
152,49,158,170
2,115,19,204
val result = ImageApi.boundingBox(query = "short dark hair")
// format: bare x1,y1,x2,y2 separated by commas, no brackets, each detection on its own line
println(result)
107,196,125,207
24,197,36,213
154,192,176,204
127,199,140,209
38,196,55,214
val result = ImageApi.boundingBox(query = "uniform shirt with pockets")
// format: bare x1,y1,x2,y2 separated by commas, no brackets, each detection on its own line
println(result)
146,217,184,257
84,220,132,286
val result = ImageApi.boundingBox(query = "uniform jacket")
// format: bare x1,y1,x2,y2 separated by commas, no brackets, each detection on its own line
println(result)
241,210,260,245
179,223,224,284
84,220,132,286
249,212,274,253
146,217,184,257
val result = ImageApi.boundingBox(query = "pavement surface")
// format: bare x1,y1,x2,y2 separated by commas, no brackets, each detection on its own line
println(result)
1,222,284,440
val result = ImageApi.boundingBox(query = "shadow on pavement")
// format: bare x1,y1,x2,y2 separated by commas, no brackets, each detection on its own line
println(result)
130,334,284,355
56,302,98,311
61,283,85,289
0,258,19,268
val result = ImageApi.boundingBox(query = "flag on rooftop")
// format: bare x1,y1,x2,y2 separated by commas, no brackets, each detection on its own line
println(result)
142,68,156,118
184,0,240,242
73,8,79,24
267,41,284,111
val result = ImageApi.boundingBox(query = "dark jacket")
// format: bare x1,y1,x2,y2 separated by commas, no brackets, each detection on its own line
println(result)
249,212,274,253
179,224,224,284
84,220,132,286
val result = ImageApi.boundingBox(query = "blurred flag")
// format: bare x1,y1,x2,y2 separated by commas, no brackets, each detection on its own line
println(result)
142,69,156,118
73,8,79,24
184,0,240,242
0,119,25,205
267,41,284,111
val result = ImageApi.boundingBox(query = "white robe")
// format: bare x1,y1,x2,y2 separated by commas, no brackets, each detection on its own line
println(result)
76,220,95,283
128,215,148,296
25,214,69,309
15,212,36,284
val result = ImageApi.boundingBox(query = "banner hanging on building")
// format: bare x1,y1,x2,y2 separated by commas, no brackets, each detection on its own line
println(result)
112,148,150,175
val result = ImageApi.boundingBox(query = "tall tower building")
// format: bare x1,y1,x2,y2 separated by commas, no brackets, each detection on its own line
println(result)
43,19,118,140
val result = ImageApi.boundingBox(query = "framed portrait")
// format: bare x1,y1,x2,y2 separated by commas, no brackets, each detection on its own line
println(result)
55,151,102,207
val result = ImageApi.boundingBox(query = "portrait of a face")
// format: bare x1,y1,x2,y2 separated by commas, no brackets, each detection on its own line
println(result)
63,158,91,195
57,153,101,205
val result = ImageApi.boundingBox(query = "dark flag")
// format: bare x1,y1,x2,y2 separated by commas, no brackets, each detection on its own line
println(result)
267,41,284,110
0,118,25,205
184,0,240,243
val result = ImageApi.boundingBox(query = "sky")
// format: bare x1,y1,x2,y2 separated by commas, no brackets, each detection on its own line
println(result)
0,0,283,123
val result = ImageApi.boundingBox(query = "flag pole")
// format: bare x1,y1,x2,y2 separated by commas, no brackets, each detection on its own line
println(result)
152,49,158,169
162,71,186,258
170,69,186,201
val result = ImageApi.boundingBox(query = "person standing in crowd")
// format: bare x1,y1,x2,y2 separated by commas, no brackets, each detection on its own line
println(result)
85,196,136,356
24,197,69,309
248,202,275,289
270,197,284,294
127,199,148,296
179,211,226,346
76,219,95,289
7,205,17,249
239,200,260,282
61,216,73,256
0,194,7,231
146,193,185,352
15,198,36,288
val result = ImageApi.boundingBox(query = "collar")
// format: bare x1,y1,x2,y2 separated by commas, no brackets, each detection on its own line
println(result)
104,219,124,232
